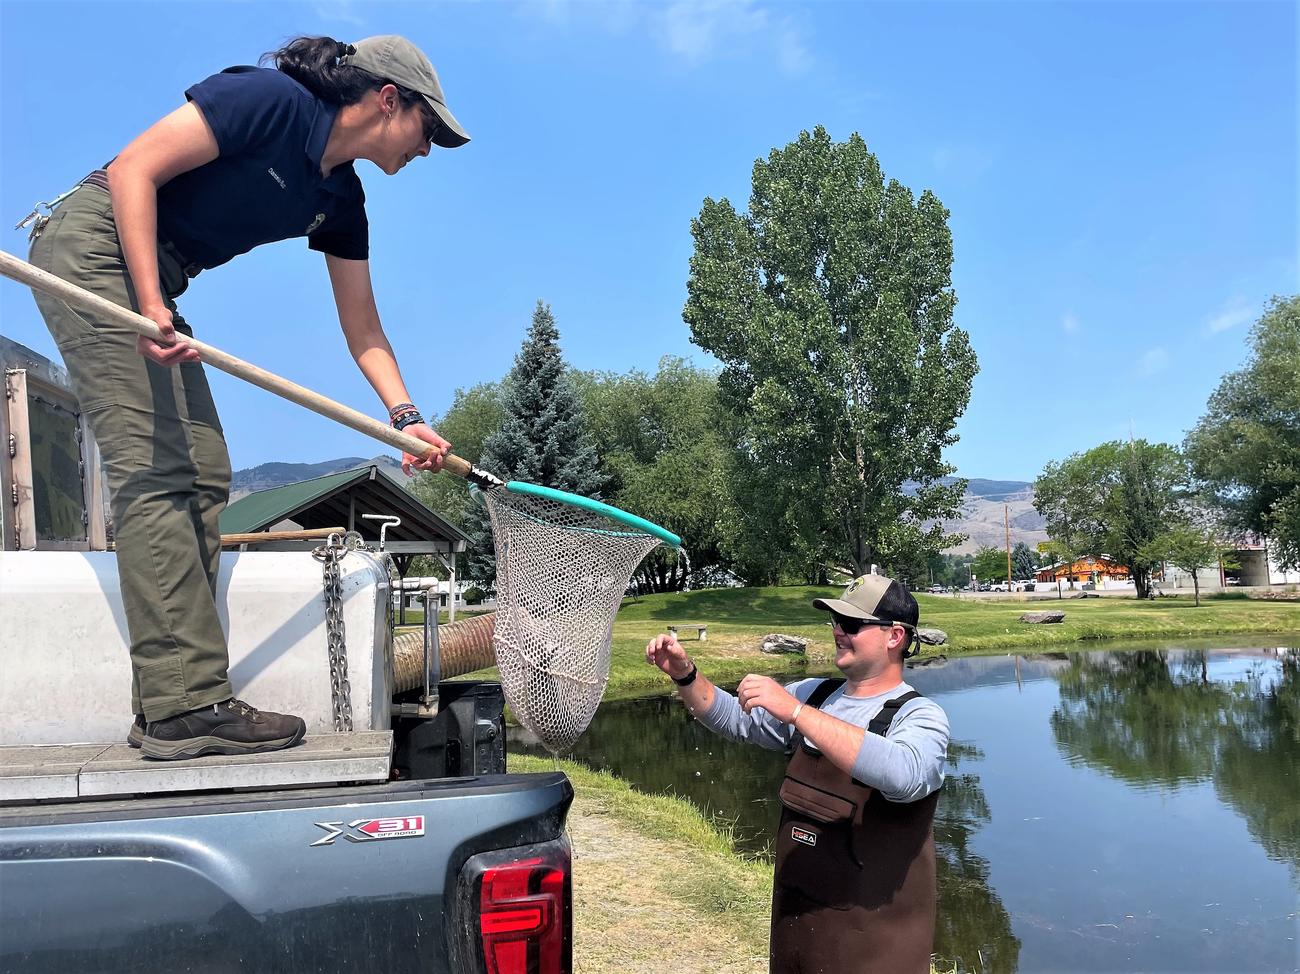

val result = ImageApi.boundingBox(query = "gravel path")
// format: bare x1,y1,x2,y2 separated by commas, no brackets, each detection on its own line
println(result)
567,794,769,973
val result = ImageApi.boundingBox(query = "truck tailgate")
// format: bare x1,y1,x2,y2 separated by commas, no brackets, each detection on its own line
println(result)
0,772,572,973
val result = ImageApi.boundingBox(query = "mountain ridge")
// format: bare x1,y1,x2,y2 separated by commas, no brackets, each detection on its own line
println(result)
229,460,1046,553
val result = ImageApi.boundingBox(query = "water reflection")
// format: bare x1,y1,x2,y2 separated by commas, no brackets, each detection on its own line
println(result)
934,742,1021,974
1053,648,1300,875
515,641,1300,972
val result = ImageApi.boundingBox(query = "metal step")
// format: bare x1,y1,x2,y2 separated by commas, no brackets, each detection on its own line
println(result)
0,731,393,803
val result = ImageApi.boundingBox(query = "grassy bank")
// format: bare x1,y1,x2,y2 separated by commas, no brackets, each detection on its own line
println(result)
445,586,1299,696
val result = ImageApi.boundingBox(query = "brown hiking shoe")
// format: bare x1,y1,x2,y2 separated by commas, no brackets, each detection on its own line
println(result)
141,698,306,761
127,714,145,748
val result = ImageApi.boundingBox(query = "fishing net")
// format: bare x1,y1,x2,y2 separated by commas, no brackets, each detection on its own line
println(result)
482,485,672,753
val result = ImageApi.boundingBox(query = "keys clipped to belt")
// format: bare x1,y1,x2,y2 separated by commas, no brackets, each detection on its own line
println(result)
15,183,80,242
15,205,51,243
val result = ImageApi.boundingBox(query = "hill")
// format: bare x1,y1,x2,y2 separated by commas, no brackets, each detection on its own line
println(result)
907,476,1046,554
229,455,403,501
940,478,1046,555
229,459,1046,552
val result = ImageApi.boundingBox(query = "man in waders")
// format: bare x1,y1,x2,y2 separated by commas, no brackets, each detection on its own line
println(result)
646,573,949,973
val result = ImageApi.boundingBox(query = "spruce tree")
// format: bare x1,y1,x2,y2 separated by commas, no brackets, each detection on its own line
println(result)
463,301,605,585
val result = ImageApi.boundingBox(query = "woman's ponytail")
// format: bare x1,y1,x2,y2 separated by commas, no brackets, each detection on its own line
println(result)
262,36,376,105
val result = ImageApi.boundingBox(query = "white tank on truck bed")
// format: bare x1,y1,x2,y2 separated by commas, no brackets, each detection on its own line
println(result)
0,548,393,746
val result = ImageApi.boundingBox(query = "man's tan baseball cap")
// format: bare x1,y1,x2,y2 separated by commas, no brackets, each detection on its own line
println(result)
812,573,920,628
343,35,470,148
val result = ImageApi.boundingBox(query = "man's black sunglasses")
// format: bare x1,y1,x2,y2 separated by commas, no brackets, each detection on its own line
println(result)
828,612,896,636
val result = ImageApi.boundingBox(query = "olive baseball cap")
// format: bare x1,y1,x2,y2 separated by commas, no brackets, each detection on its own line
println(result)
812,573,919,629
343,35,470,148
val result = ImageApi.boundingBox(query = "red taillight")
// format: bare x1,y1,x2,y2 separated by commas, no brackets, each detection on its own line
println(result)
480,854,570,974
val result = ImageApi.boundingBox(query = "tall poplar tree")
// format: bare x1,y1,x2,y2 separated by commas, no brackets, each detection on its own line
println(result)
463,301,605,585
684,127,977,576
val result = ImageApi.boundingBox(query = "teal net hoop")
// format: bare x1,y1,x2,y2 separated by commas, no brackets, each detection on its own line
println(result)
481,482,677,752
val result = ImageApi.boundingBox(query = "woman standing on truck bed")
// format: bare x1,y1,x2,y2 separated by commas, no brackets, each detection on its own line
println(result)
24,35,467,760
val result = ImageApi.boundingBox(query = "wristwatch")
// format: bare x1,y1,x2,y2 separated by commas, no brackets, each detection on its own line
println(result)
672,663,699,687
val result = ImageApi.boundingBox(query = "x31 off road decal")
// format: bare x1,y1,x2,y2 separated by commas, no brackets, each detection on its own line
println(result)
311,815,425,846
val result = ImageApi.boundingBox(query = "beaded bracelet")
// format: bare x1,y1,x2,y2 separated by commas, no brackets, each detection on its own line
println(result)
388,402,417,418
392,411,425,432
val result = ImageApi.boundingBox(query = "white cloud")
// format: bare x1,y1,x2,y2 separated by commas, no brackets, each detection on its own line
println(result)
931,142,996,178
527,0,812,75
1062,312,1079,334
312,0,367,28
1206,297,1256,334
1137,346,1168,375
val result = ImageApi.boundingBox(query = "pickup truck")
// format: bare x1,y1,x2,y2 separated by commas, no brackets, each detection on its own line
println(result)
0,545,574,974
0,546,572,972
0,546,579,972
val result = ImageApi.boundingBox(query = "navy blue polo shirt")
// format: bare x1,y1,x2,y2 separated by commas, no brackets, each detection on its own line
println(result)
154,66,369,270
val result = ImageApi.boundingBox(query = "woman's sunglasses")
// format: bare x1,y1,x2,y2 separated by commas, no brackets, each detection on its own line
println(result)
828,612,896,636
418,104,443,145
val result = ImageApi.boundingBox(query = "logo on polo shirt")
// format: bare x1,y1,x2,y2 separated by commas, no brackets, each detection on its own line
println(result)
305,213,326,234
267,167,286,189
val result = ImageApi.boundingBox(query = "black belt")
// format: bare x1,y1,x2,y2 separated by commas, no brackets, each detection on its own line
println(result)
80,169,203,279
80,169,111,193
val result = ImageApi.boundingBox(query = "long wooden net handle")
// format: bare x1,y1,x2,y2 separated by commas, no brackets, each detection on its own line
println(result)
220,528,346,547
0,249,487,483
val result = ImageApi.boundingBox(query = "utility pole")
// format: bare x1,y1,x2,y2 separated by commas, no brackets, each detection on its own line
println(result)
1005,504,1013,588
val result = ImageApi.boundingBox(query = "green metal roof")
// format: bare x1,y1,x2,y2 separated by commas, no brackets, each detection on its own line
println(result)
219,464,469,550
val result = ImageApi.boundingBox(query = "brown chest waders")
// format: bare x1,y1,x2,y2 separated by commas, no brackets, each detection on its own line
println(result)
770,680,940,974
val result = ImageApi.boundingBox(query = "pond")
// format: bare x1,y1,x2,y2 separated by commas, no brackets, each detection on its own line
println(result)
512,638,1300,973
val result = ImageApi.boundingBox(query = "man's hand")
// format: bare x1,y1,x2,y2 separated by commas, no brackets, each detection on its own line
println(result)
737,673,800,724
645,633,693,681
136,305,200,366
399,423,451,475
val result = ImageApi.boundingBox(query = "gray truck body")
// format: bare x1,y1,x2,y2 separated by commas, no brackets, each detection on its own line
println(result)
1,765,572,973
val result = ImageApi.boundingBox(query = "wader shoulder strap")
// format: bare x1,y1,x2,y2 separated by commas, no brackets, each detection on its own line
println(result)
789,679,846,753
806,678,846,709
867,690,923,737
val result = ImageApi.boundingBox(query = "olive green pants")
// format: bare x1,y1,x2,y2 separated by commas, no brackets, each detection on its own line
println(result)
29,184,234,721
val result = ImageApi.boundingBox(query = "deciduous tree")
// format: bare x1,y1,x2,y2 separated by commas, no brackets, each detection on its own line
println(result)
684,127,977,578
971,546,1007,584
575,358,737,591
1140,525,1235,606
1035,441,1189,598
1185,296,1300,570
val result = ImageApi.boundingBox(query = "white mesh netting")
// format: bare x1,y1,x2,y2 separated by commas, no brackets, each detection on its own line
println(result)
484,486,667,753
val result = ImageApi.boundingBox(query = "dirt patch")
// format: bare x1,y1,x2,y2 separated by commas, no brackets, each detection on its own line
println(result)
568,793,768,974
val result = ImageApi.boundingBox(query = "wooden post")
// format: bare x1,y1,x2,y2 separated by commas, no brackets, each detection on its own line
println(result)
4,370,35,549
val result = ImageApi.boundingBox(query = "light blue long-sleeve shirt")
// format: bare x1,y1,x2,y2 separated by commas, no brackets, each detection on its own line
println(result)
696,678,949,802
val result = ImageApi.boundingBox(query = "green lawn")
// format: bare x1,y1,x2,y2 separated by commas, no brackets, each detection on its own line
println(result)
443,586,1300,696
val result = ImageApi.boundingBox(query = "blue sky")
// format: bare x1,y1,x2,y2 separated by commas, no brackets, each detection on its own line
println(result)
0,1,1294,482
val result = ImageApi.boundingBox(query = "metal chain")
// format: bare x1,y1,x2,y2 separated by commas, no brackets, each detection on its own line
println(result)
312,533,354,732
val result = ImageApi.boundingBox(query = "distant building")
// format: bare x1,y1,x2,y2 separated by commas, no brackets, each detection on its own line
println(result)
1035,555,1130,586
1162,534,1300,589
